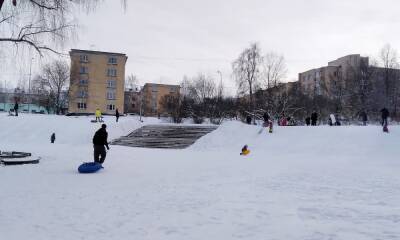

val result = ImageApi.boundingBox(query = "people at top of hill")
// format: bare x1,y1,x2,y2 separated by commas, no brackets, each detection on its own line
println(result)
95,108,102,122
305,116,311,126
246,115,252,125
380,107,389,126
115,108,120,122
311,111,318,126
359,111,368,126
13,101,19,116
263,112,269,123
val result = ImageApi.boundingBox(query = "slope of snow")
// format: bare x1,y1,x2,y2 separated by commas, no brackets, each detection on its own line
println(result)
1,115,400,240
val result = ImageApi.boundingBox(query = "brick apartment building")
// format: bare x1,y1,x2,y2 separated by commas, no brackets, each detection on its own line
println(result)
68,49,127,114
142,83,180,116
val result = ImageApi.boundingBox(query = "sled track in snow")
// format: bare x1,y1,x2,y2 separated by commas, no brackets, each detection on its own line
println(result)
111,125,218,149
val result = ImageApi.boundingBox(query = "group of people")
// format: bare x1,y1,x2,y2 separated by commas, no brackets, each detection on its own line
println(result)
94,108,120,123
305,111,319,126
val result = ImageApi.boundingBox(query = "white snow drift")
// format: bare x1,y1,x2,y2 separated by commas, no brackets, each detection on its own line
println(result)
1,113,400,240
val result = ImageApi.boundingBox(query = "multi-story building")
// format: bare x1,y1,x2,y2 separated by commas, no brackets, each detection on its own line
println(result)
299,54,369,98
68,49,127,114
124,86,141,114
141,83,180,116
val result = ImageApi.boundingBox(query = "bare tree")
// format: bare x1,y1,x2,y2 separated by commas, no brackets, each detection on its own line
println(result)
379,44,399,108
262,52,287,89
125,74,139,90
0,0,126,56
35,59,69,114
232,43,262,123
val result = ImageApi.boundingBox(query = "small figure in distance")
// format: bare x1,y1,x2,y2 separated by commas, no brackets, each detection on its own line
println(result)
240,145,250,156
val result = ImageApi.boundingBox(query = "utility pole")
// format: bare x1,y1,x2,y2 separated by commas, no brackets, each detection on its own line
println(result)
217,70,223,97
28,57,34,113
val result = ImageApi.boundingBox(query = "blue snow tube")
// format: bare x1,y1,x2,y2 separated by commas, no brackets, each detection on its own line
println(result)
78,162,103,173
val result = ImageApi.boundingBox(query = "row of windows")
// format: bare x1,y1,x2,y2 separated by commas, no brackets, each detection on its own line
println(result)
76,90,116,100
80,67,118,77
77,102,87,109
79,55,118,65
77,103,116,111
78,79,116,87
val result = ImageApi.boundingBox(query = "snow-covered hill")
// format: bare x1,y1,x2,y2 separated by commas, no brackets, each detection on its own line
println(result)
1,114,400,240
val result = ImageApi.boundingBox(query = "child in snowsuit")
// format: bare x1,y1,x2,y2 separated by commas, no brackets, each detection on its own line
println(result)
240,145,250,156
95,108,102,122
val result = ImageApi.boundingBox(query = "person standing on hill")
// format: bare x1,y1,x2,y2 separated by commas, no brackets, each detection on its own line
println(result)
311,111,318,126
305,116,311,126
380,107,389,127
14,101,19,116
92,124,109,164
115,108,120,122
359,111,368,126
95,108,102,122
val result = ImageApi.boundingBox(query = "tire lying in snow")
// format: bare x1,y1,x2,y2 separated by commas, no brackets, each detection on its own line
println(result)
0,151,41,165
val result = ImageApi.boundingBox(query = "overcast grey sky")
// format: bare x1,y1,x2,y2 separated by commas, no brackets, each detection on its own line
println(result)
3,0,400,93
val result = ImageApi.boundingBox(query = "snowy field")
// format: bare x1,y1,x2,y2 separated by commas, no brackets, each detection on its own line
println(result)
1,113,400,240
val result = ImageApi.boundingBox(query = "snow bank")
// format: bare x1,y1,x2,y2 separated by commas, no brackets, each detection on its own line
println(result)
1,115,400,240
0,113,162,146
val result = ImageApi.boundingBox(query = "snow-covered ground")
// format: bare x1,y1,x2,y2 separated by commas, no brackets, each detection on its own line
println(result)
1,113,400,240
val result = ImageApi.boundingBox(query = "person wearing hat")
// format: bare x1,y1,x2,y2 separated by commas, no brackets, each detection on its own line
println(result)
92,124,109,164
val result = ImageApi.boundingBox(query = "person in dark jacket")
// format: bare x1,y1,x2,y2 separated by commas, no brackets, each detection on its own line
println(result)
92,124,109,164
380,107,389,127
115,108,120,122
359,111,368,126
14,101,19,116
51,133,56,143
263,112,269,123
246,115,252,125
305,116,311,126
311,111,318,126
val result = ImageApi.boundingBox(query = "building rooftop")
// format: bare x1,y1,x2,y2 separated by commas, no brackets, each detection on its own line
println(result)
143,83,180,87
70,49,127,57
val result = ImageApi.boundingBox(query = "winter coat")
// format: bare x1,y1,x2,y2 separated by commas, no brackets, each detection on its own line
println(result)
116,109,120,117
14,103,18,110
311,112,318,121
381,108,389,119
95,109,102,118
305,117,311,125
263,113,269,122
360,112,368,121
93,128,109,148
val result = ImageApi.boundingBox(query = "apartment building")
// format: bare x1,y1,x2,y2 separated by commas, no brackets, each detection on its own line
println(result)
124,87,141,114
141,83,180,116
68,49,127,114
298,54,369,98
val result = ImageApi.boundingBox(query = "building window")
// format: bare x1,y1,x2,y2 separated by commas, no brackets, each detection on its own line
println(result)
77,102,87,109
108,57,117,65
107,68,117,77
80,55,88,63
107,91,116,100
107,80,116,88
79,79,88,85
77,90,88,98
80,66,88,74
107,104,115,111
152,85,158,92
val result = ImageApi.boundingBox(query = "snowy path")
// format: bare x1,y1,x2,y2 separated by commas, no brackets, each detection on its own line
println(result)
1,115,400,240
